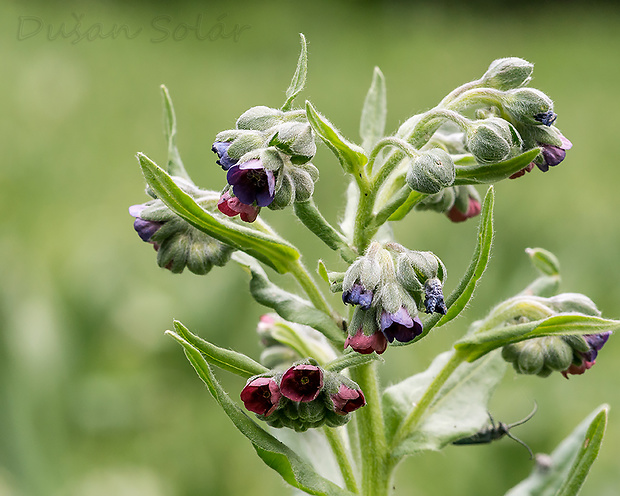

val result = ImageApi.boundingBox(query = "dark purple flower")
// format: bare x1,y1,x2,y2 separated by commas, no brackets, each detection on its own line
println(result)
240,377,282,416
217,191,260,223
446,196,481,223
536,134,573,172
562,331,611,378
331,384,366,415
345,328,388,355
212,141,238,171
129,204,163,242
226,159,276,207
534,111,557,127
280,364,324,402
380,308,423,343
342,282,374,310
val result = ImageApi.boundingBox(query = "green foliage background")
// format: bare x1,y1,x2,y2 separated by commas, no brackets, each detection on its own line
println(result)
1,1,619,494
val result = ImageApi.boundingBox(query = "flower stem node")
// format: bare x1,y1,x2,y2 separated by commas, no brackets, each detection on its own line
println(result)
405,148,456,194
481,57,534,91
240,362,366,431
129,191,234,274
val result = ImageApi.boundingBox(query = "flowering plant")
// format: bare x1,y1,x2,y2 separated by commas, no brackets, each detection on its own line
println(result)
130,35,614,495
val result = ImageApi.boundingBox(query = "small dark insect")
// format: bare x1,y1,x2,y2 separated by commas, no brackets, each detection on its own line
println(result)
452,404,537,459
534,111,558,126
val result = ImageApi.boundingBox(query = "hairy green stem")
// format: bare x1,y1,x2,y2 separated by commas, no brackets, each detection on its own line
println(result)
390,350,467,452
323,426,360,494
288,259,334,318
350,362,391,496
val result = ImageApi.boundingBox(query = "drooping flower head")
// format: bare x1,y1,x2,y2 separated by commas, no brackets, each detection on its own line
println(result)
226,159,276,207
240,376,282,416
280,364,324,402
330,384,366,415
217,191,260,223
380,308,423,344
345,326,388,355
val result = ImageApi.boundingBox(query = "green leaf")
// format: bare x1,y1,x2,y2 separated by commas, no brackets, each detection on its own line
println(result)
282,34,308,111
166,330,355,496
138,153,300,274
454,148,540,185
387,190,427,221
160,85,192,182
234,253,345,345
383,350,506,459
418,186,494,336
171,321,268,378
324,351,382,373
455,313,620,362
505,405,609,496
360,67,387,153
305,101,368,174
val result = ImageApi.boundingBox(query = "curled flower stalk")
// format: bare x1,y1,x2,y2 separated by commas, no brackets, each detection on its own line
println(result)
130,39,616,496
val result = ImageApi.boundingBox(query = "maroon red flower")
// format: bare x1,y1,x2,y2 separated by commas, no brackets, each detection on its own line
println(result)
217,191,260,223
280,364,324,402
331,384,366,415
446,196,481,223
345,328,388,355
240,377,282,416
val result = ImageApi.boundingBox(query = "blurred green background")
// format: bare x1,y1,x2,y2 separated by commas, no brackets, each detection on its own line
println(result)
2,1,620,494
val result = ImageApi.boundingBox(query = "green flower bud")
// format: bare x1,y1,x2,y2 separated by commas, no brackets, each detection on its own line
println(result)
466,118,522,164
236,105,284,131
481,57,534,90
415,187,456,213
406,148,455,194
269,121,317,164
548,293,601,317
504,88,555,127
224,131,268,162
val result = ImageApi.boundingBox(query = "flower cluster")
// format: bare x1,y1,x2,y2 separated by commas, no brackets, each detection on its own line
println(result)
240,362,366,431
494,293,611,377
213,106,319,222
129,186,234,274
338,242,447,354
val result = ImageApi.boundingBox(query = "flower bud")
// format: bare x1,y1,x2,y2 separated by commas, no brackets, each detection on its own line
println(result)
212,141,238,170
562,332,611,378
342,243,384,309
502,336,573,377
236,106,284,131
481,57,534,90
129,196,234,274
466,118,522,164
345,307,388,355
217,190,260,223
240,376,282,416
504,88,555,127
269,121,317,164
446,186,482,223
424,278,447,315
406,148,455,194
328,382,366,415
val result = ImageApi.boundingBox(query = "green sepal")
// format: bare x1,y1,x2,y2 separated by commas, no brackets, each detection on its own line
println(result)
233,253,345,345
281,34,308,112
138,153,299,274
526,247,560,276
505,405,609,496
160,85,192,183
383,350,506,459
172,320,268,378
455,313,620,362
166,330,355,496
454,147,540,185
317,260,329,284
323,351,382,373
305,101,368,174
360,66,387,154
416,187,494,338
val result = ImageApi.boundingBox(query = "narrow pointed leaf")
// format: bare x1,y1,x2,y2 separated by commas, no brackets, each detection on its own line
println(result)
383,350,506,459
306,101,367,174
526,247,561,277
166,330,355,496
234,253,345,345
138,153,299,273
455,313,620,361
387,190,427,221
160,85,192,182
505,405,608,496
172,321,268,378
415,187,494,338
282,34,308,111
360,67,387,153
454,148,540,185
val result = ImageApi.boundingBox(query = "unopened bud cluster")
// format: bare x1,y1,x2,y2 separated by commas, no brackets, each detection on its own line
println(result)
213,106,319,222
337,242,447,354
129,183,233,274
240,361,365,431
491,294,612,377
